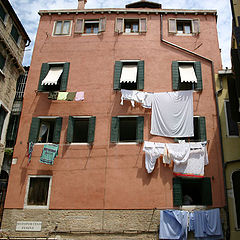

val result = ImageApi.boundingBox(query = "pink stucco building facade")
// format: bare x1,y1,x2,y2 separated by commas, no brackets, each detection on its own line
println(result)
1,1,226,239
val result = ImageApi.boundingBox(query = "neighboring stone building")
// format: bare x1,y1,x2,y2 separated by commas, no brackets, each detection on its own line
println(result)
1,0,226,239
0,0,30,169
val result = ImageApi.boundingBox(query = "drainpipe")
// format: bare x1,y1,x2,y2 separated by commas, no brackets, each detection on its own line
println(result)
159,14,230,240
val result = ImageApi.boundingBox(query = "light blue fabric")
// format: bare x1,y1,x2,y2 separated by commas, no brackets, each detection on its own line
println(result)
159,210,188,240
28,142,34,163
193,209,223,239
40,144,59,165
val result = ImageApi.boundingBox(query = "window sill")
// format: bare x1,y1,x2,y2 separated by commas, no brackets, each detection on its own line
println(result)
180,205,207,211
226,135,240,138
53,34,71,37
116,142,139,145
68,143,90,145
24,205,49,209
123,32,140,35
175,33,194,36
82,33,100,36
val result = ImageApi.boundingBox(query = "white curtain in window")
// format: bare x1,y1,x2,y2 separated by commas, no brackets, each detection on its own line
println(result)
179,65,197,83
120,65,138,83
55,22,62,34
62,21,70,34
41,67,63,85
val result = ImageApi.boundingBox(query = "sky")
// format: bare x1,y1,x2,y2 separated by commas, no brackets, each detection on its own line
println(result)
9,0,232,68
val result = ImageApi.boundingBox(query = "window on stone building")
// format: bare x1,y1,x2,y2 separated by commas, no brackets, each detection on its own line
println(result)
66,116,96,143
113,60,144,90
53,20,72,35
0,105,7,140
0,4,7,23
10,24,20,44
110,116,144,143
25,176,52,208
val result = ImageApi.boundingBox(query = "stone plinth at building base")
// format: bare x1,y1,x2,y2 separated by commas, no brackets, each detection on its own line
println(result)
1,209,160,239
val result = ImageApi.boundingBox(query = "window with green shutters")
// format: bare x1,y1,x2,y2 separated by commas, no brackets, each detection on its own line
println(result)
173,177,212,206
66,116,96,143
172,61,202,91
175,116,206,142
110,116,144,143
113,60,144,90
38,62,70,92
28,117,62,144
10,24,20,44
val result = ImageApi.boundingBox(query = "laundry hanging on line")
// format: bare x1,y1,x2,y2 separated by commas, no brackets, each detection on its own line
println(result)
39,144,59,165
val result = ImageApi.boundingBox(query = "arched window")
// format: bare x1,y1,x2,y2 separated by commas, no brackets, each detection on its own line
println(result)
232,170,240,229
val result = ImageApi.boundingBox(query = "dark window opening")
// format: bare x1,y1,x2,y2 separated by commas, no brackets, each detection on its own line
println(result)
38,120,55,143
119,117,137,142
73,118,89,143
0,106,7,140
84,20,99,34
10,24,20,43
27,177,50,206
124,19,139,33
177,20,192,34
225,101,239,136
232,171,240,229
0,4,6,22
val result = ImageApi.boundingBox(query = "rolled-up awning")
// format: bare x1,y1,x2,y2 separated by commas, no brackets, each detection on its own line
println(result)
120,65,138,83
41,66,63,85
179,65,197,83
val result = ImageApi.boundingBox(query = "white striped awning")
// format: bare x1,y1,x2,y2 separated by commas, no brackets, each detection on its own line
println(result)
179,65,197,83
120,65,138,83
41,66,63,85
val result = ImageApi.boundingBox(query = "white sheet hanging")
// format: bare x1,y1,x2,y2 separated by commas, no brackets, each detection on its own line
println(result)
41,66,63,85
179,65,197,83
150,90,194,137
120,65,137,83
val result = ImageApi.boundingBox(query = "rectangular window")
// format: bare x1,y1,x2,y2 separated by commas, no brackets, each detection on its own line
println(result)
110,116,144,143
67,116,96,143
38,62,70,92
6,114,20,148
28,117,62,144
224,100,239,137
114,60,144,90
0,4,6,23
75,18,106,34
232,171,240,229
0,105,7,140
10,24,20,44
25,176,52,208
173,177,212,206
175,116,206,143
53,20,71,35
0,52,6,71
169,18,200,35
115,18,147,34
172,61,202,91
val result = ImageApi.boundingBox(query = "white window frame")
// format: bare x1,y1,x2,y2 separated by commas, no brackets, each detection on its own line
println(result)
24,175,52,209
224,100,240,137
0,101,10,144
52,20,72,36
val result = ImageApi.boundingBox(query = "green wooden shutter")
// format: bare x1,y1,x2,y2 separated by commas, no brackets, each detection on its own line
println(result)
66,116,74,143
113,61,122,90
110,117,119,143
136,116,144,143
194,61,203,91
38,63,50,91
88,116,96,143
28,117,40,143
6,115,20,142
172,61,179,90
60,62,70,91
137,61,144,90
52,117,62,143
0,53,6,70
198,117,207,142
173,177,182,206
201,177,212,205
